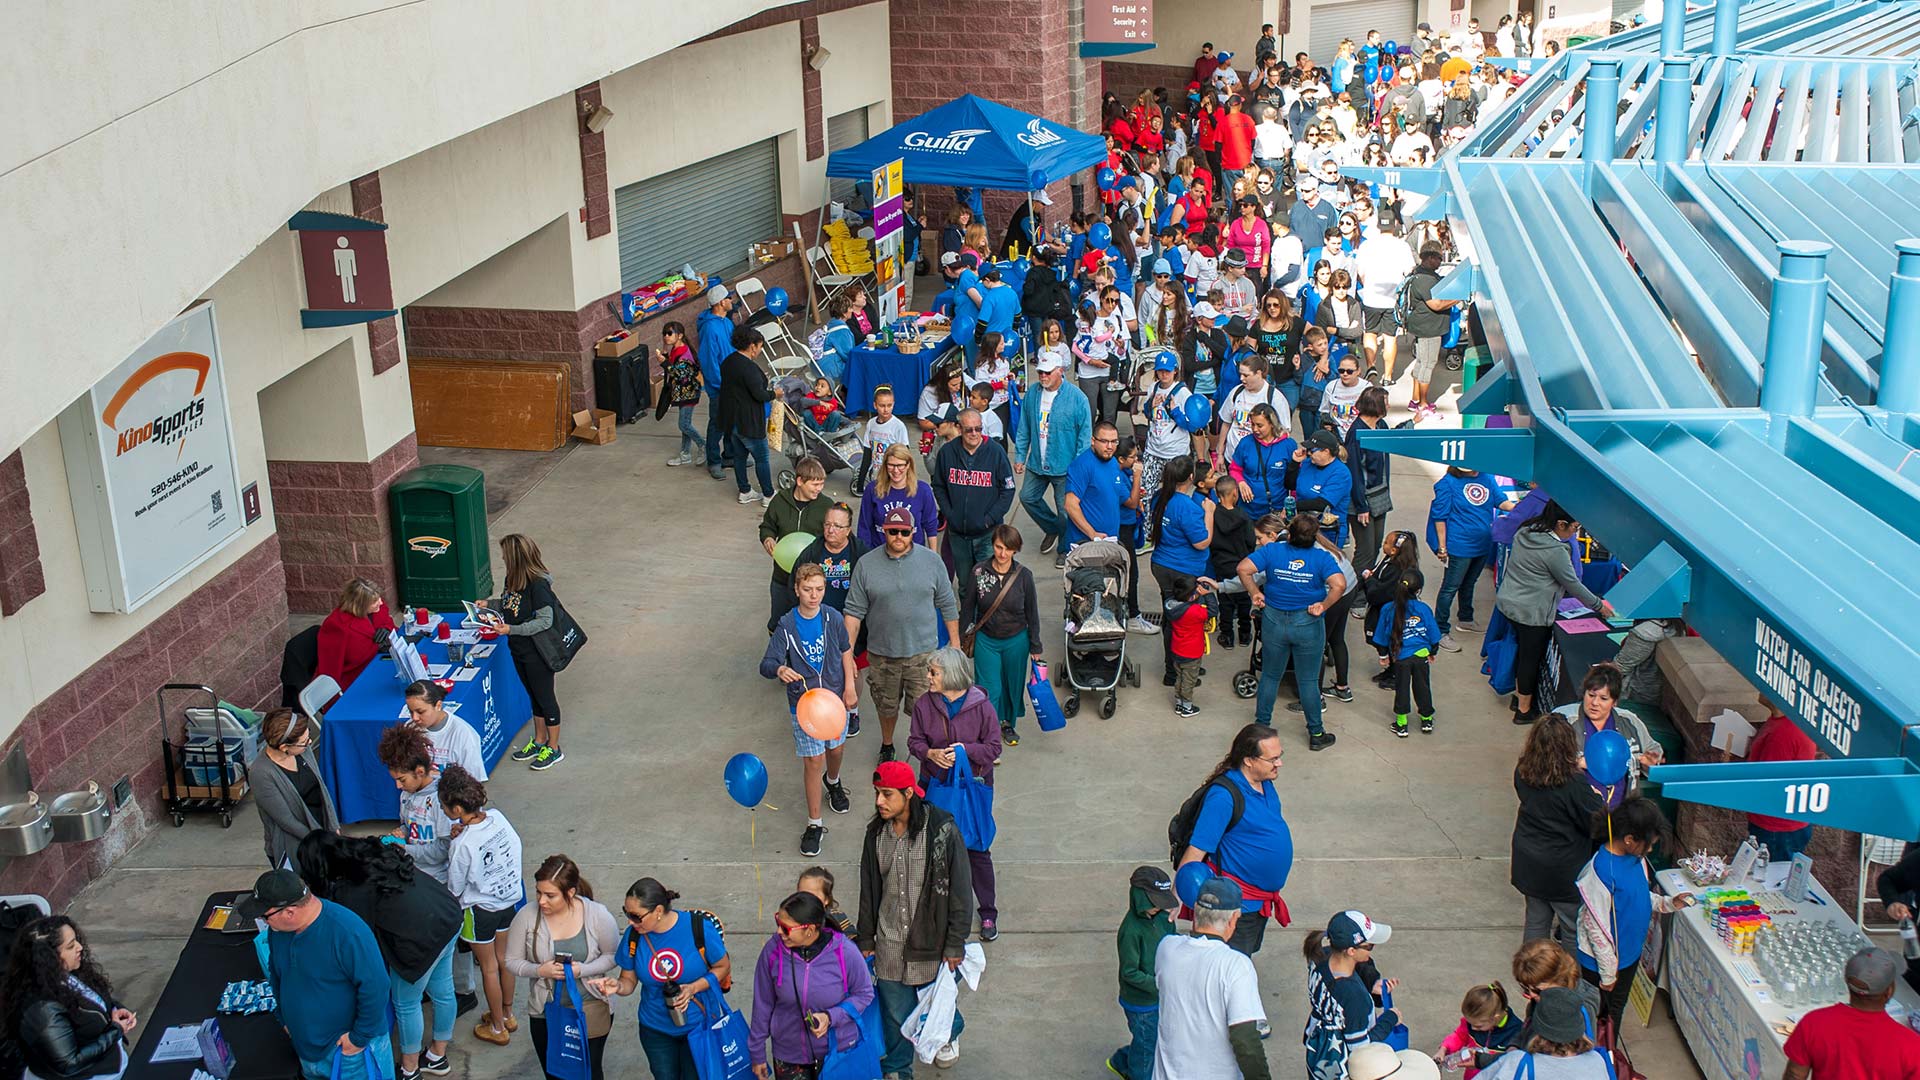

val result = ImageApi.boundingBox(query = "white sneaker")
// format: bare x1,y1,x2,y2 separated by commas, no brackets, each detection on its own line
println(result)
666,452,693,467
1437,633,1463,653
738,491,762,505
934,1038,960,1068
1127,615,1160,635
1454,619,1482,635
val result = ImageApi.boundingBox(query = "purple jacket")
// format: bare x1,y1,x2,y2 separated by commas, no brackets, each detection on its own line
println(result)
747,930,874,1068
908,686,1004,788
1492,486,1550,547
857,481,941,549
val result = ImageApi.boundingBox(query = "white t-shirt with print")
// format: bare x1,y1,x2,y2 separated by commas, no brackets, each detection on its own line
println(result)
1153,935,1266,1080
421,713,487,781
1222,381,1288,462
1037,387,1060,461
446,808,523,910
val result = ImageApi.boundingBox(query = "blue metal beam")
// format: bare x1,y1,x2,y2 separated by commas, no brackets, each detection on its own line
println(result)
1604,541,1691,618
1353,426,1536,479
1647,758,1920,840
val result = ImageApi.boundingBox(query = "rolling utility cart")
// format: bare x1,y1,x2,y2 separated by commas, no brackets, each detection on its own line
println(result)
158,683,261,828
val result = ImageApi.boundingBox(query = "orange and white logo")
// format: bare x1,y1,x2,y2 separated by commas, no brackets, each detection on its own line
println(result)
407,535,452,559
101,352,211,459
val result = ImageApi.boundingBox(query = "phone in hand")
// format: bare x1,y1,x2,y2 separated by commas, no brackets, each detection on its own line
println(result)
554,952,573,965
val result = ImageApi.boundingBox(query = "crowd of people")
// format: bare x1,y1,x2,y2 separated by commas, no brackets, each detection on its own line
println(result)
8,17,1920,1080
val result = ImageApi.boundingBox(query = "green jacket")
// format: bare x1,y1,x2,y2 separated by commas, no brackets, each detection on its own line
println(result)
1117,884,1176,1007
759,490,833,584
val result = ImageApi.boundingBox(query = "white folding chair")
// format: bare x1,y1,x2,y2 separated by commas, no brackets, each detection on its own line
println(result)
734,276,767,317
807,245,856,308
757,323,814,380
1859,834,1908,929
298,675,342,733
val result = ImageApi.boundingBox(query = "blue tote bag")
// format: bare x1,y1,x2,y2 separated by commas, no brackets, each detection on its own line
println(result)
687,988,754,1080
543,961,592,1080
923,748,996,851
1028,662,1067,732
1380,989,1410,1051
818,946,884,1080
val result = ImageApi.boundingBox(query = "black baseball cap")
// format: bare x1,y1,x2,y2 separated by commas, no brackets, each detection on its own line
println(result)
1129,866,1178,909
1306,429,1342,453
1225,316,1251,339
236,869,309,918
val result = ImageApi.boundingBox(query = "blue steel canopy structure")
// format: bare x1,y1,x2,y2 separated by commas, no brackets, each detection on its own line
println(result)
1350,0,1920,837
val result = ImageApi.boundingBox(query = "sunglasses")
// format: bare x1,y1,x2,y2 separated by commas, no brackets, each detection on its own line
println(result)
884,528,913,537
1339,367,1358,374
961,425,983,434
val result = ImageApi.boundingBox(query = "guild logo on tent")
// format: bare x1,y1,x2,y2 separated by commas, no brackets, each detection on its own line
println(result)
407,535,452,559
903,127,992,153
1016,117,1064,148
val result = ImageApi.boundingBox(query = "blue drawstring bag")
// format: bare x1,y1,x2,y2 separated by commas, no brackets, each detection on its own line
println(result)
818,945,885,1080
686,987,753,1080
1480,609,1517,695
1381,989,1411,1052
1028,663,1067,732
544,961,593,1080
328,1042,389,1080
923,745,996,851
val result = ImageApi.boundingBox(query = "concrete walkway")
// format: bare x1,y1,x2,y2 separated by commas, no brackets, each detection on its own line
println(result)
76,381,1705,1079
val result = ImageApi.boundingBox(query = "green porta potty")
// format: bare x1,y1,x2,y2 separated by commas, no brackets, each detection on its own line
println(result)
389,465,492,610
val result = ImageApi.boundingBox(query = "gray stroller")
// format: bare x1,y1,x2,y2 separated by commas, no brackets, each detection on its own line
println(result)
1058,539,1142,719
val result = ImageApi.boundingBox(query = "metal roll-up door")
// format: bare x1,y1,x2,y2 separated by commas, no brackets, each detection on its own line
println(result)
827,108,871,208
1309,0,1419,64
1610,0,1646,32
614,139,781,290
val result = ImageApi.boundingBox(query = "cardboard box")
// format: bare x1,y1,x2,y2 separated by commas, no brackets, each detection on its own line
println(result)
753,237,799,262
595,332,643,358
571,408,618,445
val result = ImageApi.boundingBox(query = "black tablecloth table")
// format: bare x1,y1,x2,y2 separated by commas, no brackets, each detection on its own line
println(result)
123,891,302,1080
1541,622,1620,712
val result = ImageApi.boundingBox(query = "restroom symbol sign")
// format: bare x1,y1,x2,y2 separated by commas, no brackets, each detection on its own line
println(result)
290,211,397,327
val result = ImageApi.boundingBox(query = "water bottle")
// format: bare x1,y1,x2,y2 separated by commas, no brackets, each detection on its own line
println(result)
1284,494,1297,520
1752,844,1770,884
1901,916,1920,960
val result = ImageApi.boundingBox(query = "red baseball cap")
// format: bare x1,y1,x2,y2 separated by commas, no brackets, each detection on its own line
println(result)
873,760,924,797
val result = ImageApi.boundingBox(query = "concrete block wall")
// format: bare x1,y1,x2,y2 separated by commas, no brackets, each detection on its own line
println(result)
268,433,420,614
0,450,46,615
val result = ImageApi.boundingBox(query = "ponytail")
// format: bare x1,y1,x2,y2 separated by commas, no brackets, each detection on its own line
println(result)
1149,456,1196,547
1388,568,1425,660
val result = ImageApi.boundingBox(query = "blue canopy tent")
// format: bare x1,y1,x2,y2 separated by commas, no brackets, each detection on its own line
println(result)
824,94,1107,191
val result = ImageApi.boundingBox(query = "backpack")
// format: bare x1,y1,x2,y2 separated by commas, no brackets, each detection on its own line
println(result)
1393,273,1421,329
1167,776,1244,865
808,326,832,362
623,908,734,993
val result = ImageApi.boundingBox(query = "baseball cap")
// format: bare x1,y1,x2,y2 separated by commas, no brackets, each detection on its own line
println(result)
1225,316,1251,338
1194,875,1243,914
1347,1043,1403,1080
1036,345,1069,373
1845,946,1898,994
873,759,925,797
882,506,916,531
954,252,980,270
1420,241,1444,258
1217,51,1234,61
1326,909,1392,949
706,285,730,305
1221,247,1247,268
1529,986,1586,1043
1129,866,1179,909
980,263,1002,280
1032,189,1054,206
1152,257,1173,276
1298,174,1321,191
1190,300,1222,322
1306,429,1343,454
1151,349,1182,372
236,868,310,919
1417,21,1434,32
939,251,960,268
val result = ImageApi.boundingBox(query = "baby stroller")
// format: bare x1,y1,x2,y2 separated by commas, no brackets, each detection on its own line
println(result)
1218,571,1335,701
772,375,864,494
1059,539,1141,719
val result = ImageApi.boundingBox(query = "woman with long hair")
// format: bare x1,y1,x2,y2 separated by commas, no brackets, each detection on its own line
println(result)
504,854,620,1080
296,831,463,1077
1149,455,1214,685
747,890,877,1078
1511,718,1603,955
856,444,939,549
477,532,569,769
1495,502,1614,724
247,708,338,869
2,916,133,1080
1362,529,1422,683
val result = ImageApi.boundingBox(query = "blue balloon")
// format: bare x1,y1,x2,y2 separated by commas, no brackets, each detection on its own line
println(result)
723,752,769,809
1383,39,1397,56
1174,862,1212,908
764,287,790,317
1097,167,1118,192
1089,222,1113,250
1584,729,1632,788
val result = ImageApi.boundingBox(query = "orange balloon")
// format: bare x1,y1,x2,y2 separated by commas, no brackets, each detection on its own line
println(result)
1441,57,1472,85
796,688,848,740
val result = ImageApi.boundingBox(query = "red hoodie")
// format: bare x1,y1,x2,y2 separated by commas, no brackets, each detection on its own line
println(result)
1746,714,1818,831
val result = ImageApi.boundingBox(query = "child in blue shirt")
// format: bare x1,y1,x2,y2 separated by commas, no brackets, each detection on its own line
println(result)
1370,568,1441,737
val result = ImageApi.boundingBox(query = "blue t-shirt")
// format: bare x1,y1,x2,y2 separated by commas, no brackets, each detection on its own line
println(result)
1154,492,1211,576
953,269,983,343
1187,769,1294,903
1247,542,1341,610
1231,435,1296,518
1426,472,1504,558
1370,598,1442,660
979,283,1019,337
1118,465,1139,526
795,610,827,678
616,913,728,1036
1293,459,1353,546
1065,450,1127,547
1579,850,1653,971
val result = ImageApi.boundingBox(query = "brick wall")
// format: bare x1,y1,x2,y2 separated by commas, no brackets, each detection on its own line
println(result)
0,450,46,615
576,84,612,240
350,172,405,374
1102,61,1198,98
269,433,420,614
0,537,287,910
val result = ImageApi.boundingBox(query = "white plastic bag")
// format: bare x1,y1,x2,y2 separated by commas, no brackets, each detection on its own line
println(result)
900,943,986,1063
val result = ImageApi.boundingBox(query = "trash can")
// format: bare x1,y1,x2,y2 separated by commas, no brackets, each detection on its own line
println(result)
389,465,492,610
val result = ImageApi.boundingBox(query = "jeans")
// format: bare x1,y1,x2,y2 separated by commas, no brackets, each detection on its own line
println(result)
876,976,966,1078
1117,522,1142,617
1255,606,1327,735
1020,470,1069,544
1523,894,1581,957
637,1025,698,1080
770,575,798,633
1748,824,1813,862
1109,1006,1159,1080
704,396,731,474
676,406,701,456
803,410,850,434
392,937,457,1052
1433,553,1488,635
946,530,996,591
1079,375,1122,427
731,434,773,497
